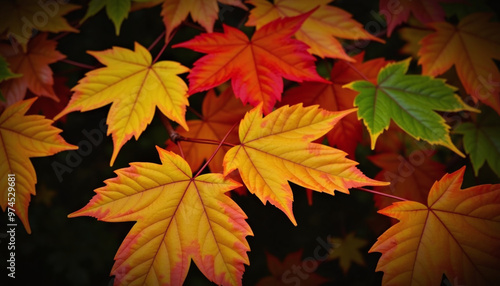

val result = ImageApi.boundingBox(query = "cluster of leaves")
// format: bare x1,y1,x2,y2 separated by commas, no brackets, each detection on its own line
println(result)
1,0,500,285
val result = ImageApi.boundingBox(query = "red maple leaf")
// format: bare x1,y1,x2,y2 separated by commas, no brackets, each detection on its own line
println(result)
173,11,328,114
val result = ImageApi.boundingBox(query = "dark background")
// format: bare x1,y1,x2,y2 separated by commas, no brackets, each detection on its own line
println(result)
1,0,500,285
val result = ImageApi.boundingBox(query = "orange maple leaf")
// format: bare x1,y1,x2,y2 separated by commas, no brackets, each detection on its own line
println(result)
370,167,500,285
245,0,383,61
257,250,329,286
161,0,248,39
55,42,190,166
418,13,500,114
0,0,79,51
69,147,252,286
223,104,388,225
369,151,446,210
173,12,328,114
0,33,65,106
167,86,251,173
0,98,77,233
281,52,391,157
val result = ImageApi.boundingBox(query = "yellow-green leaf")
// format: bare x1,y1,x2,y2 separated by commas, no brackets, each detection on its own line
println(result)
346,58,476,156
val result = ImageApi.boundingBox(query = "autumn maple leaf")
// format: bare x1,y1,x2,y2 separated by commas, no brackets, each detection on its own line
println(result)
0,0,79,51
55,42,190,166
380,0,459,36
167,86,251,173
246,0,383,61
223,104,388,225
281,52,390,157
370,167,500,285
346,58,476,155
69,147,252,286
173,11,328,114
0,33,65,106
0,98,77,233
418,13,500,114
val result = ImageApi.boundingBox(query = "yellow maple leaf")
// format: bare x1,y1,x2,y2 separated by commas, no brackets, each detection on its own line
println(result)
418,13,500,114
0,98,77,233
0,0,79,52
223,104,388,225
328,233,367,273
370,167,500,285
55,42,190,166
69,147,252,286
245,0,383,61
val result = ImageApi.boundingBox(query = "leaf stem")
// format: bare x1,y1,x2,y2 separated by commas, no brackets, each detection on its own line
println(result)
187,106,204,120
148,30,166,51
61,59,95,70
355,187,407,201
176,140,185,159
195,122,238,177
153,41,168,64
160,113,182,143
181,137,235,147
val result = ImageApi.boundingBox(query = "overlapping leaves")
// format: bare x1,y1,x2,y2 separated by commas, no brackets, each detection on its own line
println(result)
246,0,383,60
223,104,388,225
69,147,252,286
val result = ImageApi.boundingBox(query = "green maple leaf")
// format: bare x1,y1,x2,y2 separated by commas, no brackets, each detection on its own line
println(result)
345,58,476,156
81,0,132,35
455,107,500,177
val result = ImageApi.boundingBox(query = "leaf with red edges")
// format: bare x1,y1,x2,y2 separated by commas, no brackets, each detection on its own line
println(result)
55,42,190,166
69,147,252,286
1,98,77,233
224,104,388,225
